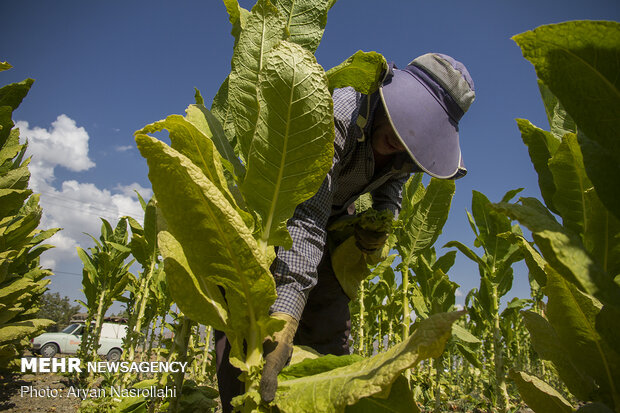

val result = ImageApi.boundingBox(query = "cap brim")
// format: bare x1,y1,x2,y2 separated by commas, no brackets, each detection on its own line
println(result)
380,69,463,179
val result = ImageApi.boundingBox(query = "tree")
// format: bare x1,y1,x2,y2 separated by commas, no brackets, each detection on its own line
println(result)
37,292,81,332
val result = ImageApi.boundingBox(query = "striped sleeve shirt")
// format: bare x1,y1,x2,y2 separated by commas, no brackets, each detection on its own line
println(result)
270,87,415,320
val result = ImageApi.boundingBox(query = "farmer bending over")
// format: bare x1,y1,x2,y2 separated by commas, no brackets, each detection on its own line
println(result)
215,52,476,411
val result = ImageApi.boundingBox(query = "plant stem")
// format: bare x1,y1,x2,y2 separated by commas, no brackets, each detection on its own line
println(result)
201,325,212,380
146,317,157,361
402,266,410,339
122,262,155,385
491,285,510,413
85,292,108,384
358,281,365,355
168,317,193,413
434,354,443,413
401,263,411,381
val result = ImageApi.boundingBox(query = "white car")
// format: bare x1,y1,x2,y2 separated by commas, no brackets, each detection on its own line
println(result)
32,322,127,362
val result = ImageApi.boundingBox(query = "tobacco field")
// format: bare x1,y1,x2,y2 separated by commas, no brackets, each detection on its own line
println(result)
1,1,619,412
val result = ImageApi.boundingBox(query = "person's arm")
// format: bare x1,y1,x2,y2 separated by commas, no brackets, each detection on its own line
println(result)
269,173,337,320
269,122,352,320
260,88,357,402
269,88,359,320
260,148,345,403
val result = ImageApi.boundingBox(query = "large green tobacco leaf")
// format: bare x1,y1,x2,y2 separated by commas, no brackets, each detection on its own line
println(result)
0,66,57,368
0,278,37,308
577,132,620,222
428,269,459,314
345,375,418,413
0,319,55,345
494,198,620,309
158,231,228,331
185,103,246,181
522,310,596,400
513,21,620,220
442,240,490,274
596,305,620,358
135,134,282,369
211,77,237,150
273,0,334,53
582,182,620,277
409,253,459,315
396,173,423,223
241,40,334,247
331,236,369,300
222,0,250,46
508,370,574,413
137,109,253,230
0,189,32,219
279,353,364,381
396,178,455,265
501,232,547,287
0,157,29,189
452,324,481,345
0,79,34,147
280,354,418,412
138,115,231,202
126,196,159,269
544,267,620,405
470,190,517,267
326,50,388,94
274,311,464,413
548,133,591,236
537,81,577,140
516,119,561,213
228,0,288,158
513,21,620,162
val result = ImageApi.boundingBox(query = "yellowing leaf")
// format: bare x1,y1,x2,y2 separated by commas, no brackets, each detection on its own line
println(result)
242,41,334,247
275,311,464,413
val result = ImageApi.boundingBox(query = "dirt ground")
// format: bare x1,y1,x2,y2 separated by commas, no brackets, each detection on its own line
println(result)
0,370,82,413
2,354,536,413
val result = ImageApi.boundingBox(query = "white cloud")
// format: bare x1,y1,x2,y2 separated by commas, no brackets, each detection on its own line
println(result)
17,115,152,270
17,115,95,189
114,182,151,200
114,145,133,152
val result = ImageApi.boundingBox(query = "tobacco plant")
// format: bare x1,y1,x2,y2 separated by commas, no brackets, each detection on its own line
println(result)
135,1,465,411
406,247,460,411
493,20,620,413
77,217,134,369
393,174,455,342
120,195,165,385
445,189,525,412
0,62,57,369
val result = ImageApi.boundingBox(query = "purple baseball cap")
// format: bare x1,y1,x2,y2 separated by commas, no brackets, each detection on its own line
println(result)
379,53,475,179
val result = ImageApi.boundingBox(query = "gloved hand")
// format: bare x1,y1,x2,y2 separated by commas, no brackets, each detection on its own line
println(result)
259,312,299,403
354,223,389,254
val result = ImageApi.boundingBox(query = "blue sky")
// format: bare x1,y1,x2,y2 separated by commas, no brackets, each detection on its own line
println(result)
2,1,618,313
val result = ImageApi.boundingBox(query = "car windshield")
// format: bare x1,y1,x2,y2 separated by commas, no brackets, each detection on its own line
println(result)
61,323,80,334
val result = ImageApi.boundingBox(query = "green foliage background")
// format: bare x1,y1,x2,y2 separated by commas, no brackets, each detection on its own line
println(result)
0,63,57,369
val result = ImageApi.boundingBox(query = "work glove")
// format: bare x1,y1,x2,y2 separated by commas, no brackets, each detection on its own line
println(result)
260,312,299,403
354,223,389,254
